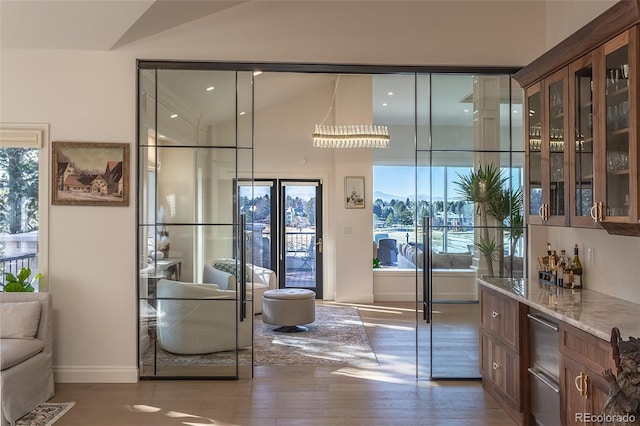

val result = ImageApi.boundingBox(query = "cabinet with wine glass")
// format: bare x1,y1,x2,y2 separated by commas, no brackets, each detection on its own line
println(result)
569,29,638,228
525,69,570,226
517,2,640,235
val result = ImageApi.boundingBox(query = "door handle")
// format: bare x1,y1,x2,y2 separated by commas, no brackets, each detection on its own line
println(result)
315,237,323,254
575,371,588,398
590,204,598,221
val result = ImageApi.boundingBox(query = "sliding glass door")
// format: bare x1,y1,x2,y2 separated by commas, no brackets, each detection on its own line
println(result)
137,66,255,379
413,74,525,380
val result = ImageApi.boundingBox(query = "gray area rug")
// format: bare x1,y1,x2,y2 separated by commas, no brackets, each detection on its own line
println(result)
144,304,378,366
16,402,75,426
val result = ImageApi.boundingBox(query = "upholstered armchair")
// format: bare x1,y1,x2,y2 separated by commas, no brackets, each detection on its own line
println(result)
155,279,252,355
203,259,277,314
0,292,55,426
377,238,398,266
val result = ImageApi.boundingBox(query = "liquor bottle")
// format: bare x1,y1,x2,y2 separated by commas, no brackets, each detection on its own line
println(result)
557,250,566,287
572,244,583,289
550,250,557,272
564,262,574,288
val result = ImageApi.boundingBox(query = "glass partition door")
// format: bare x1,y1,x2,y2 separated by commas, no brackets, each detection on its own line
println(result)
417,74,525,380
138,68,254,379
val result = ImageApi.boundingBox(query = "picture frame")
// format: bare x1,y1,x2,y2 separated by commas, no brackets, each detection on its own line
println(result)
52,141,130,206
345,176,365,209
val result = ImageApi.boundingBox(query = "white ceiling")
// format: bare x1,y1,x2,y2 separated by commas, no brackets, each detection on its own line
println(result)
1,0,522,128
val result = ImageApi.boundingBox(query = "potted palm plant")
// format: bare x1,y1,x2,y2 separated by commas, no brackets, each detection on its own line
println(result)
456,163,504,277
456,163,523,277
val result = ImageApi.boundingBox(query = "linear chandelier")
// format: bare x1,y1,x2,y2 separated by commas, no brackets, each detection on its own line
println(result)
312,76,390,148
313,125,390,148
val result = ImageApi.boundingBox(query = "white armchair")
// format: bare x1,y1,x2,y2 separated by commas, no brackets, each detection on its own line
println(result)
156,279,252,355
203,259,277,314
0,292,55,426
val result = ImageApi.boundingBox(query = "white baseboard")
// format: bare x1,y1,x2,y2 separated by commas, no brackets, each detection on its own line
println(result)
54,365,138,383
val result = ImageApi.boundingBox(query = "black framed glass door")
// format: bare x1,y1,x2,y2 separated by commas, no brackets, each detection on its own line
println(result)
137,67,254,379
279,180,323,298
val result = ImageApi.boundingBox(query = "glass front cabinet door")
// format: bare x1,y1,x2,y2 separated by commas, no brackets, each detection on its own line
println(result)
569,52,599,228
526,82,544,224
526,69,570,226
595,30,638,224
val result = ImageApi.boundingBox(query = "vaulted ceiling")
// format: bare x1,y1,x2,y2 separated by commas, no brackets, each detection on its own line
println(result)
0,0,247,50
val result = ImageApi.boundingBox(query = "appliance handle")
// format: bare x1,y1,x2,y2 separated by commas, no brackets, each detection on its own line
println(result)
528,368,560,394
527,313,558,332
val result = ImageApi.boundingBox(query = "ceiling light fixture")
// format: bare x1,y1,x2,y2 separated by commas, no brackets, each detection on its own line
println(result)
206,86,215,91
170,113,178,119
312,76,390,149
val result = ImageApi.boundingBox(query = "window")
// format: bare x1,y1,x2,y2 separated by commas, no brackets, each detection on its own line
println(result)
372,74,525,277
0,125,49,290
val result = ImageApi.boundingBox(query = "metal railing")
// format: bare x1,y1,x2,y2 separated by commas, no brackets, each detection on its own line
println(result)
0,253,38,286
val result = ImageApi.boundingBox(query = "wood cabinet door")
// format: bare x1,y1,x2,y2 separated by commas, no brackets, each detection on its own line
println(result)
561,354,588,425
481,330,521,409
598,28,638,223
543,68,571,226
480,287,520,350
526,82,545,225
569,49,604,228
560,354,612,426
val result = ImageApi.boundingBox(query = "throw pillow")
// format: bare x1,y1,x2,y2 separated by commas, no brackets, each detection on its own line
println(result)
213,261,249,282
0,301,42,339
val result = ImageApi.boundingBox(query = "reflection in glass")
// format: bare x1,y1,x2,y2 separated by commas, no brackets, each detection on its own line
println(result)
605,44,630,217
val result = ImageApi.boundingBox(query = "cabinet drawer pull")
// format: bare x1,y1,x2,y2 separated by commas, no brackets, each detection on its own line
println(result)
575,372,589,398
538,205,544,218
590,204,598,221
492,362,500,370
491,310,500,318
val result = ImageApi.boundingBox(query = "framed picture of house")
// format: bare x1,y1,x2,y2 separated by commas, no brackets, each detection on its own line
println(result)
345,176,365,209
52,142,130,206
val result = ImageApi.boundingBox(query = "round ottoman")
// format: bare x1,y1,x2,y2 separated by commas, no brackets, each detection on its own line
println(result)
262,289,315,332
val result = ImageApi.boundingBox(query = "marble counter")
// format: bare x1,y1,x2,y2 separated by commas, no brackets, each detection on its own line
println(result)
478,277,640,342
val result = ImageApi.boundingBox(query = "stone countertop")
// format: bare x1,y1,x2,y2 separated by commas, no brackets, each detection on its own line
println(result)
478,277,640,342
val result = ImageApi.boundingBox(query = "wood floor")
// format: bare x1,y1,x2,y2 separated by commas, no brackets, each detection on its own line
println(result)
50,302,515,425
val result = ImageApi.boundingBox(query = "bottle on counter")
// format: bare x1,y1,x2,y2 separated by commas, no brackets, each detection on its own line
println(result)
557,250,567,287
572,244,583,289
550,249,558,273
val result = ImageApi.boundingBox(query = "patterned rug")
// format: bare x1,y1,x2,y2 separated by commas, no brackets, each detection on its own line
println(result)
143,303,378,367
16,402,75,426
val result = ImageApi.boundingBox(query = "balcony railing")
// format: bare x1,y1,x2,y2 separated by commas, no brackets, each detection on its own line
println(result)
0,253,38,286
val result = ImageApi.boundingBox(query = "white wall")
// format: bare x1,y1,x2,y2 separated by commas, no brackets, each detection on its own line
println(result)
545,0,618,49
3,0,600,383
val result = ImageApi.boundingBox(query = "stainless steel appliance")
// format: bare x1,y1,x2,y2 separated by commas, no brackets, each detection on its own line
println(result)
528,309,560,426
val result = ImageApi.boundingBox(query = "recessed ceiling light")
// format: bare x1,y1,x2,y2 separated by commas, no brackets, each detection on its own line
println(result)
387,91,394,96
239,111,246,116
206,86,214,91
170,114,178,119
253,71,262,76
382,103,388,107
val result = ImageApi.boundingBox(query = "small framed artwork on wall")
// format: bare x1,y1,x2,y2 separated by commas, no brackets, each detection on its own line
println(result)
52,141,130,206
345,176,365,209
